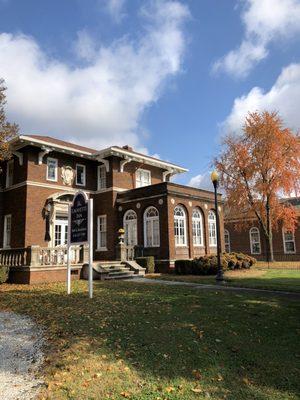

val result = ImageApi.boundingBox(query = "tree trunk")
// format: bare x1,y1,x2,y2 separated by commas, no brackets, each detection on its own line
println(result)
266,202,274,262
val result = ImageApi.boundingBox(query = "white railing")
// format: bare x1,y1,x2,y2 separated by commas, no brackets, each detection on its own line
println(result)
39,246,81,266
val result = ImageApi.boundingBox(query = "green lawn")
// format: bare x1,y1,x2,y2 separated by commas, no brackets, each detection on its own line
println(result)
147,269,300,293
0,281,299,400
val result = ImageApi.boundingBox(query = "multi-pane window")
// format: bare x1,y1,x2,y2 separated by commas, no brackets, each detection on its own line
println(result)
144,206,160,247
3,214,11,248
283,230,296,254
47,157,58,181
124,210,137,246
136,169,151,188
192,208,203,246
6,159,14,188
98,165,107,190
76,164,86,186
224,229,231,253
174,205,187,246
208,210,217,247
97,215,107,250
249,227,261,254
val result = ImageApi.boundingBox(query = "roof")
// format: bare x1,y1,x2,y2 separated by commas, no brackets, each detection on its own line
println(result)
10,134,188,174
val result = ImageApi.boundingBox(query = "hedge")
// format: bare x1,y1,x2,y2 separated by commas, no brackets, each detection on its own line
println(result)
135,256,155,273
0,266,9,284
174,252,256,276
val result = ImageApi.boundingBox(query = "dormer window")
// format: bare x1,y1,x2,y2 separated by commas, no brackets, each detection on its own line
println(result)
6,159,14,188
136,169,151,188
76,164,86,186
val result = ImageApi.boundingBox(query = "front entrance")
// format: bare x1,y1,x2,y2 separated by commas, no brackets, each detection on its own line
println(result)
54,216,68,246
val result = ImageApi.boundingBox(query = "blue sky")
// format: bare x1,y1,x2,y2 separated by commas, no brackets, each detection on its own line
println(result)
0,0,300,189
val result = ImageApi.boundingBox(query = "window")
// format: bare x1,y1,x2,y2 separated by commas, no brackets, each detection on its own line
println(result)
144,206,160,247
98,164,107,190
283,230,296,254
249,227,261,254
3,214,11,248
136,169,151,188
76,164,86,186
6,159,14,188
123,210,137,246
192,208,203,246
224,229,231,253
97,215,107,250
174,205,187,246
208,210,217,247
47,157,58,181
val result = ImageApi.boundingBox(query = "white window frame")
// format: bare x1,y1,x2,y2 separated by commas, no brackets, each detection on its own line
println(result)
144,206,160,247
208,210,217,247
192,208,204,247
3,214,12,248
76,163,86,186
174,205,187,247
224,229,231,253
6,159,14,188
282,229,296,254
249,227,261,255
123,210,138,246
46,157,58,182
136,168,151,188
97,215,107,251
97,164,107,190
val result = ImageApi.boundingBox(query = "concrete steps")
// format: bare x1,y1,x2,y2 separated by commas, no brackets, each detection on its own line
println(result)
82,260,145,281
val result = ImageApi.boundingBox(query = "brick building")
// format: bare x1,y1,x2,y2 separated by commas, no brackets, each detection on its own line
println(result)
0,135,224,283
224,198,300,261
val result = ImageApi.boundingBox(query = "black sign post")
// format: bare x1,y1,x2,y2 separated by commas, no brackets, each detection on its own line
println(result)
67,191,93,298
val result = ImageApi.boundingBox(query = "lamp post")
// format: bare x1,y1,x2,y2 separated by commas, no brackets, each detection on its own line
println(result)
211,170,224,283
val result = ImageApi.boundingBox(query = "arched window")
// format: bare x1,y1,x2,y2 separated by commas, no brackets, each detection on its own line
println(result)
192,208,204,246
123,210,137,246
144,206,160,247
249,227,261,254
224,229,230,253
208,210,217,247
174,206,187,246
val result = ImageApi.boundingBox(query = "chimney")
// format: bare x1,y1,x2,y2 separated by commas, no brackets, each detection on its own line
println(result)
122,145,133,151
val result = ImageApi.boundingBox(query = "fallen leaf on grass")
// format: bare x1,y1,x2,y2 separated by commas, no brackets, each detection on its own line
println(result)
191,387,202,393
120,391,131,398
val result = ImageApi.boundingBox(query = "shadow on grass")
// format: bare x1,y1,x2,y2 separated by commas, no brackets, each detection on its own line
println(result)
0,281,299,400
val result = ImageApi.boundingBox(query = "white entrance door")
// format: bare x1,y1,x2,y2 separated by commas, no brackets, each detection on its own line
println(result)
54,216,68,246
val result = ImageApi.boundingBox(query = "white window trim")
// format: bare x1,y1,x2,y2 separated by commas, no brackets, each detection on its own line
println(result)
208,210,217,247
97,164,107,190
249,227,261,255
3,214,12,249
192,208,204,247
123,209,138,246
46,157,58,182
97,215,107,251
6,159,14,188
76,163,86,186
282,228,296,254
144,206,160,248
136,168,151,188
174,206,187,247
224,229,231,253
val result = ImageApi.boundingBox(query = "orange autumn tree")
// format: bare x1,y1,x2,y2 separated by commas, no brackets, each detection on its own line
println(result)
0,79,18,161
215,111,300,262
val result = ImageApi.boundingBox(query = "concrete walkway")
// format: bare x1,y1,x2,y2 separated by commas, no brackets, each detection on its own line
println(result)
132,277,300,299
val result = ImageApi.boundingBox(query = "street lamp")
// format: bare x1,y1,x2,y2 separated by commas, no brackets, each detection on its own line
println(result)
211,170,224,283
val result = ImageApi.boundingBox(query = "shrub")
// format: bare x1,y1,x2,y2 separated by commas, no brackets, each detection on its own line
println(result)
174,252,256,276
135,256,155,273
0,266,9,284
154,260,170,274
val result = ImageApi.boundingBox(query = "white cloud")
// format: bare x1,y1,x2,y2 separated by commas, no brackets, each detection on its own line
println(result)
213,0,300,78
0,0,189,150
223,63,300,133
188,172,214,192
104,0,126,23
